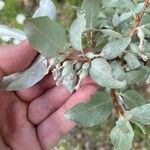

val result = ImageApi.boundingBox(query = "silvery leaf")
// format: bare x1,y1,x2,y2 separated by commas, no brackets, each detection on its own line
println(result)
110,117,134,150
100,29,122,38
33,0,57,20
0,25,26,40
0,55,48,91
110,61,125,80
122,90,146,109
112,13,120,27
124,53,141,70
101,37,131,60
81,0,100,29
90,58,126,89
130,104,150,125
125,67,150,85
62,72,77,92
69,13,86,51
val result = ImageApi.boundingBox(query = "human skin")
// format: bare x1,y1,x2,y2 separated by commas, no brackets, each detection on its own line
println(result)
0,40,98,150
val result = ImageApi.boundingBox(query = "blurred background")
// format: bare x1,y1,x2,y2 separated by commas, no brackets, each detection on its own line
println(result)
0,0,150,149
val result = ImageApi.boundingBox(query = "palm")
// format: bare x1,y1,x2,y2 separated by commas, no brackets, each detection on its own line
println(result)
0,91,42,150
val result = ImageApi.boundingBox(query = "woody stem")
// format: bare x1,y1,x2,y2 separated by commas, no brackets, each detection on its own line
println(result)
129,0,149,37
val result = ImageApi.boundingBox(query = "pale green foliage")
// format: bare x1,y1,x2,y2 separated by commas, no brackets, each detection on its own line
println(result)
110,117,134,150
69,12,86,51
90,58,126,89
124,53,141,70
101,37,131,60
1,0,150,149
24,16,66,57
131,104,150,125
122,90,146,109
62,72,77,92
131,120,146,134
100,29,122,39
65,92,113,127
125,67,149,85
33,0,57,20
81,0,100,29
110,61,125,80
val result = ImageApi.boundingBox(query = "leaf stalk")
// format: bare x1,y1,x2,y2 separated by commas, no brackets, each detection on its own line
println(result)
111,89,125,116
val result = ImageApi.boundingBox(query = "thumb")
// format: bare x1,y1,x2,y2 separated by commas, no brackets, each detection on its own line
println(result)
0,40,37,80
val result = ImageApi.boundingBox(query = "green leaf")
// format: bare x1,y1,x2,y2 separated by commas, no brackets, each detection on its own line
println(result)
100,29,122,38
130,120,146,134
112,13,120,27
90,58,126,89
33,0,57,20
110,117,134,150
118,2,144,24
130,104,150,125
101,37,131,60
24,16,66,57
122,90,146,109
0,55,48,91
124,53,141,70
121,0,135,12
62,72,77,92
120,0,135,19
81,0,100,29
110,61,125,80
61,62,77,92
125,67,149,85
130,43,139,54
65,91,113,127
69,13,86,51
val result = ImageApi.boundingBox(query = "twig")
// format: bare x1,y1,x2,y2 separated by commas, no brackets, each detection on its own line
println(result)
129,0,149,37
65,55,89,62
59,51,90,62
111,89,125,116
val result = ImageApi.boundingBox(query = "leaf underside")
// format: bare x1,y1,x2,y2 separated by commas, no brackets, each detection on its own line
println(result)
0,55,48,91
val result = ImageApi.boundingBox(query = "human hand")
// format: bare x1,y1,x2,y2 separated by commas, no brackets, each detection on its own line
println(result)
0,41,97,150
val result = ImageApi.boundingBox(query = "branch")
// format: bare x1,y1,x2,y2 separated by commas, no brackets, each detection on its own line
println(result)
111,89,125,116
129,0,149,37
65,55,89,62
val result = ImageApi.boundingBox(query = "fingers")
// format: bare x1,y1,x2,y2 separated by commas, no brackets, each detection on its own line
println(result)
7,126,42,150
2,93,42,150
28,86,71,124
28,76,97,124
0,136,11,150
37,84,98,150
17,74,95,103
16,73,56,102
0,40,37,78
80,76,97,86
